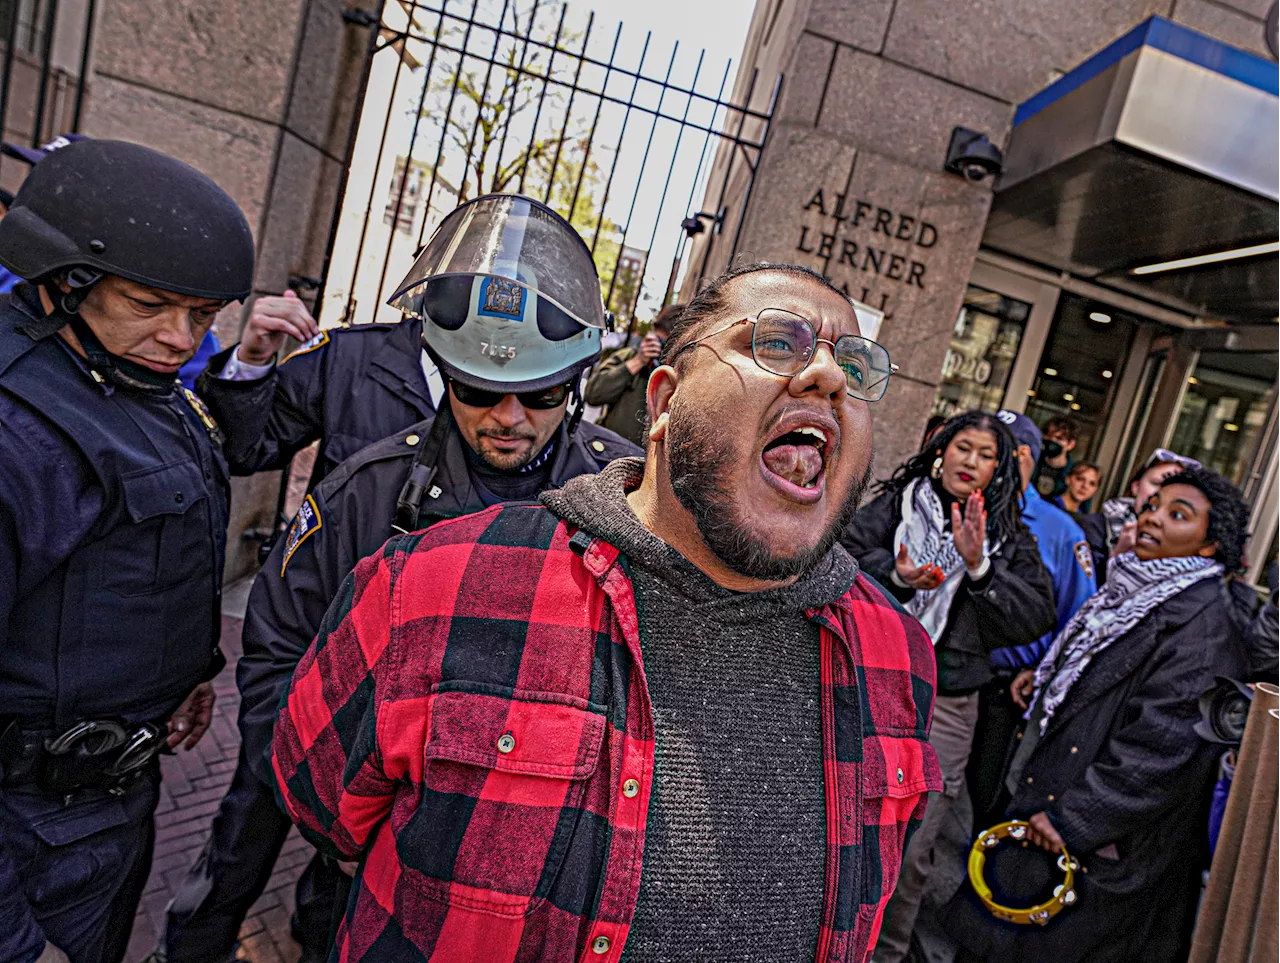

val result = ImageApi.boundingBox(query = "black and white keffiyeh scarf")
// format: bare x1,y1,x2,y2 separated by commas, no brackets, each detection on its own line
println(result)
1031,551,1223,731
892,477,997,644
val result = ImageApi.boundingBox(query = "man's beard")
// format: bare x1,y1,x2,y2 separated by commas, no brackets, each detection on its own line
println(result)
475,427,539,470
665,400,873,580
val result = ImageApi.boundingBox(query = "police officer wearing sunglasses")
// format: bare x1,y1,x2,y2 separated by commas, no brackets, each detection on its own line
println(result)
156,195,639,963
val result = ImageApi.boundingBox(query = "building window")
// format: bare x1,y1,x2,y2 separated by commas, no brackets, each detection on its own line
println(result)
1169,351,1278,487
384,157,425,235
931,285,1028,420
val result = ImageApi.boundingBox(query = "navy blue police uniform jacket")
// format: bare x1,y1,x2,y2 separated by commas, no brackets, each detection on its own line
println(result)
235,415,641,787
195,317,435,481
991,486,1097,671
0,283,228,959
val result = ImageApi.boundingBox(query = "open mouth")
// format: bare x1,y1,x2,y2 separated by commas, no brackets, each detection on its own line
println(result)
761,423,830,502
1136,530,1160,547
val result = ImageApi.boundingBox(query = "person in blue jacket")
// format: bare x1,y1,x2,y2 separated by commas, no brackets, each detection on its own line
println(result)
968,409,1097,824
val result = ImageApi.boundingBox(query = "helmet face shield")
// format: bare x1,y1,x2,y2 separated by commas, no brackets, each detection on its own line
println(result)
390,194,606,393
390,194,606,330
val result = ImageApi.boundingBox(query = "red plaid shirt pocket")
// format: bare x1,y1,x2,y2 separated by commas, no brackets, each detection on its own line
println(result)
857,735,940,930
409,683,609,917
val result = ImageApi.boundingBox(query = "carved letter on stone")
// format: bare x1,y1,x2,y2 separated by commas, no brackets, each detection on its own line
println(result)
863,247,884,275
895,215,916,241
907,261,926,288
886,254,906,281
874,209,894,236
817,233,835,259
852,201,873,228
918,222,938,247
797,225,816,254
839,240,858,265
804,190,828,215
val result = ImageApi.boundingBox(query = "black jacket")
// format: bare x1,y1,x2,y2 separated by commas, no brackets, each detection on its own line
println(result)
195,318,434,480
234,415,640,785
841,487,1055,692
942,577,1248,963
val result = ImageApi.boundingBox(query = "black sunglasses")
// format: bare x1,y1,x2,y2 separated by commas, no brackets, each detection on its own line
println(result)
448,378,573,410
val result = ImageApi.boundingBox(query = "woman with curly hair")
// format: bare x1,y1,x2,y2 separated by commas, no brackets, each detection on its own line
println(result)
943,465,1251,963
841,410,1056,962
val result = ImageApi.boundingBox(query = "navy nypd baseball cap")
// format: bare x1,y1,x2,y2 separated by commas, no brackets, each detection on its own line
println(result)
997,409,1042,463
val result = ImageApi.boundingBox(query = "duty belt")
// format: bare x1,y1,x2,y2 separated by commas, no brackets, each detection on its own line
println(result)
0,717,168,796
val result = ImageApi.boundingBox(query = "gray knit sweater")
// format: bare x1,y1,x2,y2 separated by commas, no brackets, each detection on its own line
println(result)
543,459,857,962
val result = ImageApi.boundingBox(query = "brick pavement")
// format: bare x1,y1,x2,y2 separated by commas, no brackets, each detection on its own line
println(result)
122,614,308,963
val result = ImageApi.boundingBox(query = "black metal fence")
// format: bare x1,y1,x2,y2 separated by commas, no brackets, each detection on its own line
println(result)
0,0,95,186
317,0,780,337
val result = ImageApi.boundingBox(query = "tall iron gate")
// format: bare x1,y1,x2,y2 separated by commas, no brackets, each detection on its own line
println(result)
0,0,96,186
317,0,780,338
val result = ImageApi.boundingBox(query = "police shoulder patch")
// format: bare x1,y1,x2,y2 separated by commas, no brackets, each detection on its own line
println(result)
281,494,323,576
1074,540,1094,580
281,330,330,364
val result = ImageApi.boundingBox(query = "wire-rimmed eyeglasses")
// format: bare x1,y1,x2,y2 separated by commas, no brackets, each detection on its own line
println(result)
669,307,898,402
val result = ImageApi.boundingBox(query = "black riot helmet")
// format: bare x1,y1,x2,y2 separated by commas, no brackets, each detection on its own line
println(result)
0,139,254,302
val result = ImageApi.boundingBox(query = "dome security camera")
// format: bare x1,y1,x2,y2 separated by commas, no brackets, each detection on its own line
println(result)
944,127,1005,183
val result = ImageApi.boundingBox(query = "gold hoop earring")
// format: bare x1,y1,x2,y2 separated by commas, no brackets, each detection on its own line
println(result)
931,455,943,479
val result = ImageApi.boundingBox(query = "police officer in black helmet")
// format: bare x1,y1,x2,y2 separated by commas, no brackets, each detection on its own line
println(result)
0,140,254,963
156,194,639,963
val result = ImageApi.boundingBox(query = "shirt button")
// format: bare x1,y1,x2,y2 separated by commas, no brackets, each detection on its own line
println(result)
591,936,611,954
175,492,184,504
1047,794,1056,801
1070,746,1078,754
896,767,904,784
622,778,640,798
1027,777,1034,785
406,433,421,446
591,440,606,453
497,733,516,754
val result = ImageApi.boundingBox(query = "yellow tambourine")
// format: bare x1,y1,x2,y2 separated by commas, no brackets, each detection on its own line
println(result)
968,820,1079,926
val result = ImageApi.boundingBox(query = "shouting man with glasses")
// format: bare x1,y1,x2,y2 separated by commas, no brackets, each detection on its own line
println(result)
156,196,639,963
272,262,941,962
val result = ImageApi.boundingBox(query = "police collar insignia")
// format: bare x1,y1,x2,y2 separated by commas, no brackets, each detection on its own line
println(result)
282,329,330,364
281,494,323,576
182,387,224,444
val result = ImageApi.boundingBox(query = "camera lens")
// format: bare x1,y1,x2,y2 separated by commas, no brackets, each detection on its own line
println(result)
963,162,989,182
1196,678,1254,744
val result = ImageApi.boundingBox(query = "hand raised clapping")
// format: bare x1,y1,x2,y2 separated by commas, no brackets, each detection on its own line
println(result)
951,490,987,571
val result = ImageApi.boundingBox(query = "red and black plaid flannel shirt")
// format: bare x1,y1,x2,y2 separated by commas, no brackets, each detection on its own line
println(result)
273,502,942,962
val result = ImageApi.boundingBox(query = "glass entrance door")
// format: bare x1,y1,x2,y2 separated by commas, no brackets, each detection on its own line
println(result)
1169,351,1278,487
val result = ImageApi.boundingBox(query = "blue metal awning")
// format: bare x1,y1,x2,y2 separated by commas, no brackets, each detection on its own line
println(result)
985,17,1279,323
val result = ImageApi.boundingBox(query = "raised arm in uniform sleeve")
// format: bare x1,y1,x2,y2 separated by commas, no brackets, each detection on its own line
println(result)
195,336,329,475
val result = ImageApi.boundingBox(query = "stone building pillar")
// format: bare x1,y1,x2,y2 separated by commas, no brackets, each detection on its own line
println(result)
683,0,1274,480
80,0,376,581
